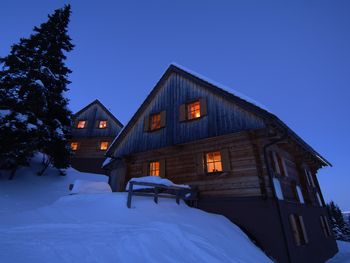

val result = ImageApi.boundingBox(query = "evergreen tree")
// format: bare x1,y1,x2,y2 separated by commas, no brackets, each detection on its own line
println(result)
327,201,350,242
0,5,74,177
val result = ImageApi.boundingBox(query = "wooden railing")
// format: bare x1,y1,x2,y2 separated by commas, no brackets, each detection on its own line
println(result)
127,181,198,208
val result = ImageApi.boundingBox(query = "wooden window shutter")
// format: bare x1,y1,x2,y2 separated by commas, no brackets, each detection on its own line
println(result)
298,216,309,244
304,169,311,186
179,104,186,122
282,158,289,177
160,111,166,128
95,120,100,128
324,216,332,236
221,148,231,172
320,216,328,237
74,119,78,127
200,98,207,116
142,162,149,176
289,214,301,246
272,152,281,175
196,153,205,174
143,116,150,132
160,159,166,177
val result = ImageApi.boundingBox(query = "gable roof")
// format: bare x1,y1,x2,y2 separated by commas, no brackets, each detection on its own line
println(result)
74,99,123,128
106,64,330,167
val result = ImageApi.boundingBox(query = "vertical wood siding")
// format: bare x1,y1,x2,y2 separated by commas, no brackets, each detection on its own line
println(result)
114,73,265,157
72,103,122,138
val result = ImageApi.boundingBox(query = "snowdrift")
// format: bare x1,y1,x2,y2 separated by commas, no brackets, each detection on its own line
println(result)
0,193,271,263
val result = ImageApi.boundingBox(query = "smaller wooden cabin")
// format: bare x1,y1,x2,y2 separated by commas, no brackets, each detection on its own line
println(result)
70,99,123,174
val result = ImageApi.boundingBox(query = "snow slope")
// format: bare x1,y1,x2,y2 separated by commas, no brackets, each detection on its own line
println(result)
327,241,350,263
0,156,272,263
0,154,107,216
0,193,271,263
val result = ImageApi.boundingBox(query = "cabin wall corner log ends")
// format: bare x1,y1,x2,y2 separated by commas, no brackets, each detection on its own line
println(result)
105,64,337,263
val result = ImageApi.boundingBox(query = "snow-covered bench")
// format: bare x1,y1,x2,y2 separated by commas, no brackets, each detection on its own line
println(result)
126,177,198,208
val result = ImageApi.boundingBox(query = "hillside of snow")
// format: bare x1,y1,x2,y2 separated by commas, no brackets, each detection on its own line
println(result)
0,154,107,216
0,156,274,263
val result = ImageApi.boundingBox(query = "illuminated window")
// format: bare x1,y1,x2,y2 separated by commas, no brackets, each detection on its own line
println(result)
149,161,160,176
71,142,78,151
77,120,86,129
206,151,222,173
100,141,109,151
187,101,201,120
99,120,108,129
150,113,161,131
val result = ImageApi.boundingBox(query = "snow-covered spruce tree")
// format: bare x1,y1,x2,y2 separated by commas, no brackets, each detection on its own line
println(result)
327,201,350,242
0,5,74,177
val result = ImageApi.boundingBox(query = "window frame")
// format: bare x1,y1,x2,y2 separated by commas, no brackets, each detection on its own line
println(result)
289,214,309,246
149,112,162,131
149,161,160,176
99,141,109,151
76,120,87,129
205,151,223,174
186,100,201,121
70,141,79,151
98,120,108,129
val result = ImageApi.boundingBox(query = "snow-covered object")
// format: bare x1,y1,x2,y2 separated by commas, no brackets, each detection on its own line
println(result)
70,180,112,194
0,109,11,118
327,241,350,263
102,157,113,168
0,192,271,263
126,176,190,191
0,153,108,215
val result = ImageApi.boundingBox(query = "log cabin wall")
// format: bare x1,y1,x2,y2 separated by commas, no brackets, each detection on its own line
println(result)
113,73,265,158
71,100,123,174
122,130,267,198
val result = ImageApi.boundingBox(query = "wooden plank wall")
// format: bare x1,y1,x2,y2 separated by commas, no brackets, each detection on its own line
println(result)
70,137,114,159
124,131,264,197
114,73,265,157
72,103,122,138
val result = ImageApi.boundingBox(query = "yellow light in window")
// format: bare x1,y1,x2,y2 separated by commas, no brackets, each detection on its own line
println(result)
77,120,86,129
187,101,201,120
71,142,78,151
149,161,160,176
206,151,222,173
150,113,161,131
100,141,109,150
99,120,107,129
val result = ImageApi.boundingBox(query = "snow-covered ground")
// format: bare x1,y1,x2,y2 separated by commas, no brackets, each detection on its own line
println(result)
1,156,348,263
327,241,350,263
0,156,272,263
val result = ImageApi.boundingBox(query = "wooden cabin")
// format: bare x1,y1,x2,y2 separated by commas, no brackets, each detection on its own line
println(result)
70,99,123,174
104,64,337,263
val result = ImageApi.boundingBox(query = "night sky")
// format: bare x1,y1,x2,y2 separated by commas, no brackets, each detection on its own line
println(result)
1,1,349,211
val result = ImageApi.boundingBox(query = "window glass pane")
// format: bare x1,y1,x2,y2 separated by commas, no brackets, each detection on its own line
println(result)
150,113,161,130
206,151,222,173
273,178,284,200
71,142,78,151
296,186,305,204
149,161,160,176
100,141,109,150
187,101,201,120
77,121,86,129
99,120,107,129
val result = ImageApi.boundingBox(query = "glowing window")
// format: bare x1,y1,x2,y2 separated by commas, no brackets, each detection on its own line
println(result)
100,141,109,151
77,120,86,129
150,113,161,131
206,151,222,173
99,120,108,129
149,161,160,176
187,101,201,120
71,142,78,151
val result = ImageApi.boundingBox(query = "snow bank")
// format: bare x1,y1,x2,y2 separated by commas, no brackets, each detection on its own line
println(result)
0,153,108,216
327,241,350,263
127,176,190,190
71,180,111,194
0,193,271,263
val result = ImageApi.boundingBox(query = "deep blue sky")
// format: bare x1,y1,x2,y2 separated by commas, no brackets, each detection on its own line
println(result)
1,1,349,210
